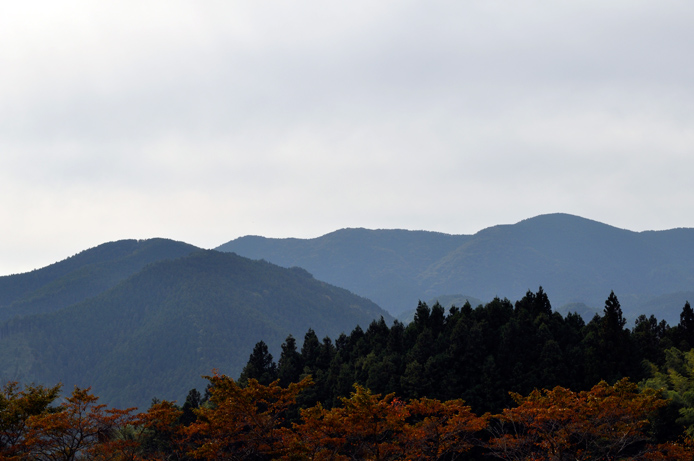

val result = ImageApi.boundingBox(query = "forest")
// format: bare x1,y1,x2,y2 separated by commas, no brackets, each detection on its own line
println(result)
238,288,694,413
0,248,389,409
3,288,694,459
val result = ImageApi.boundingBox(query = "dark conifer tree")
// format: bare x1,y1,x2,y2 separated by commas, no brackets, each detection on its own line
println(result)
515,286,552,319
534,286,552,317
429,302,446,336
365,317,390,354
679,301,694,349
603,290,627,333
413,301,430,331
558,311,586,389
633,314,669,366
317,336,336,371
277,335,303,386
386,320,405,356
179,388,202,426
238,340,278,386
583,291,637,385
348,325,369,359
301,329,321,371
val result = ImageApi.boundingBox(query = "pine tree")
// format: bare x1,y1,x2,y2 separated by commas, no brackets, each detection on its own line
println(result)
679,301,694,349
583,291,637,384
277,335,303,386
239,341,278,386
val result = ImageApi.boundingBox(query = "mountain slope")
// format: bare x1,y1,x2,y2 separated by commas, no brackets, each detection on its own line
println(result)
0,238,200,323
217,228,467,316
217,213,694,321
419,215,694,319
0,250,390,408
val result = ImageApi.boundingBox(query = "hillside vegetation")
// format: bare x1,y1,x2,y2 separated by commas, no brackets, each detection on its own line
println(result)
0,248,389,408
238,288,693,414
5,288,694,459
0,238,199,322
218,214,694,321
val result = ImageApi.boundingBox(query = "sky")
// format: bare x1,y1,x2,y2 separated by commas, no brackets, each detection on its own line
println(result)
1,1,693,275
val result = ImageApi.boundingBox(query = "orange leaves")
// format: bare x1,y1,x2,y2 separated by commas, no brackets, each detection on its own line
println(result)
136,399,187,460
288,386,488,461
0,381,61,460
402,398,487,460
3,376,694,460
24,386,138,460
488,378,668,461
290,385,407,460
185,373,313,460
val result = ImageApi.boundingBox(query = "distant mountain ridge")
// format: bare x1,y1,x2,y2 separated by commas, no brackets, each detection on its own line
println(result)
0,238,199,323
2,213,693,407
0,243,390,408
218,228,467,317
217,213,694,323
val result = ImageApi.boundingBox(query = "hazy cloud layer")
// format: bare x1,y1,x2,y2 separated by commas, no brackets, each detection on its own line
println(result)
1,1,693,274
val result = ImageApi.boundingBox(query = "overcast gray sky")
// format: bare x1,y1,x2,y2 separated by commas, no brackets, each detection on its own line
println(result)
1,1,693,275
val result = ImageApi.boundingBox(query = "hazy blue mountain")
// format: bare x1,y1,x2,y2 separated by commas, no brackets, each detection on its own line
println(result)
0,250,390,409
0,238,200,323
217,213,694,322
631,291,694,325
217,228,467,317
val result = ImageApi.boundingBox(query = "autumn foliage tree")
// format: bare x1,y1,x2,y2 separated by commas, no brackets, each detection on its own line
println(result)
289,385,409,460
287,385,488,461
135,399,187,460
487,378,669,460
4,370,694,460
0,381,61,460
185,373,312,460
23,386,138,461
401,397,487,460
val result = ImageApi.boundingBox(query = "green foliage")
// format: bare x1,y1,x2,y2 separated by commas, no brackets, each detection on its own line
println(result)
641,348,694,437
243,289,694,418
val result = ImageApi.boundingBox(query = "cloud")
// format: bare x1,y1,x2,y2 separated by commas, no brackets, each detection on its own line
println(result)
0,1,693,273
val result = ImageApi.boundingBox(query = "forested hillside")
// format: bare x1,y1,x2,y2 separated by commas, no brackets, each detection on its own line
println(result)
217,213,694,322
238,288,693,415
0,238,199,322
217,228,466,317
0,250,390,408
4,288,693,460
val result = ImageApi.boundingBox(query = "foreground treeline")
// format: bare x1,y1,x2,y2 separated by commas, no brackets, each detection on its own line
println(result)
2,375,693,460
5,288,694,459
240,289,694,415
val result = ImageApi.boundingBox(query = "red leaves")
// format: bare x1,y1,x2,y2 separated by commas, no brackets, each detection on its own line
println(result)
0,381,61,460
185,373,313,460
290,386,407,460
402,398,487,460
24,386,138,460
487,379,669,460
3,376,693,460
288,386,488,461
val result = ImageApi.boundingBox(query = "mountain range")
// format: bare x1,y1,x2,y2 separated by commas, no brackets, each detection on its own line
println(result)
217,213,694,324
1,212,693,408
0,241,389,408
